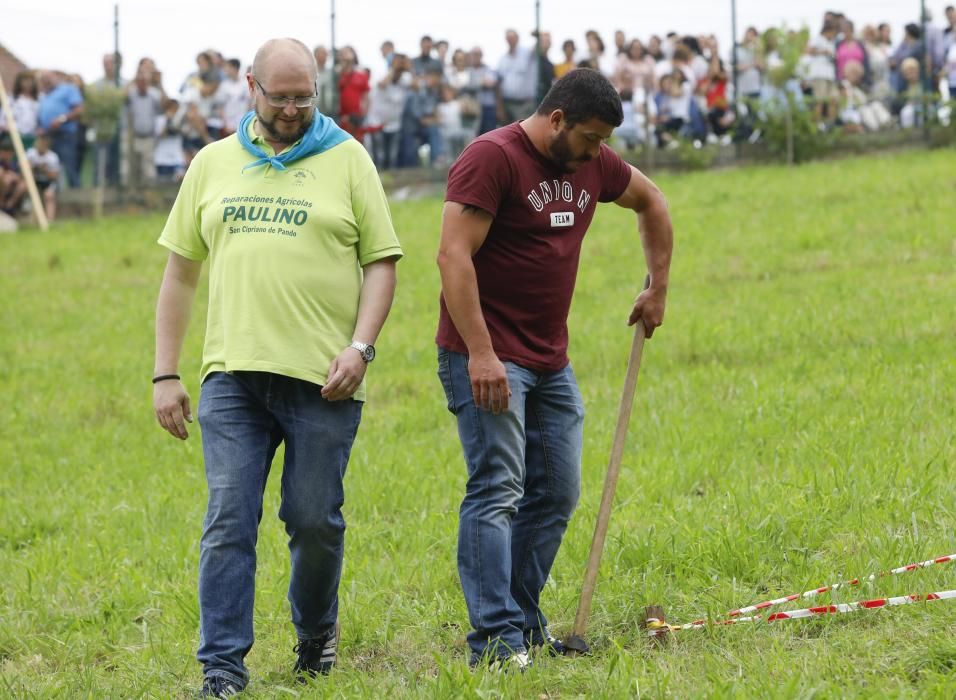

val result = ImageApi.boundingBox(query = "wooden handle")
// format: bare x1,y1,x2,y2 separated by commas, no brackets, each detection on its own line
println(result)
571,317,647,639
0,80,49,231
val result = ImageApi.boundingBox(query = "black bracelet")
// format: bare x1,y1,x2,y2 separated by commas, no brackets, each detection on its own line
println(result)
152,374,181,384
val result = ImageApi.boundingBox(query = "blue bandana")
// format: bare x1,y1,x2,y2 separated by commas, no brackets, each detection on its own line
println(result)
236,110,350,171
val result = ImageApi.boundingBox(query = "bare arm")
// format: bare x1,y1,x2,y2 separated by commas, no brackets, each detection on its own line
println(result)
614,164,673,338
321,257,399,401
153,251,202,439
436,201,510,413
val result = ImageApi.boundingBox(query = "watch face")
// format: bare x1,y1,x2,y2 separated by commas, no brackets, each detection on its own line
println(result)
363,344,376,362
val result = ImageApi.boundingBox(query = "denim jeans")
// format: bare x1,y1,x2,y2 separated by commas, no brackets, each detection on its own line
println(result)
437,348,584,659
195,371,362,687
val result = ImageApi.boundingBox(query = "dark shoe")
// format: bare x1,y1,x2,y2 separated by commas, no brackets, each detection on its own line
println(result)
526,629,569,656
293,622,339,680
197,675,242,698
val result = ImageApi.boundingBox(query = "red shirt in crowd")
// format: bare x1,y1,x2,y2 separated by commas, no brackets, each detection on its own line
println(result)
436,122,632,372
338,68,370,123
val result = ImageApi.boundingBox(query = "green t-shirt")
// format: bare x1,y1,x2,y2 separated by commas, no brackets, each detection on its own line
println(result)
158,124,403,401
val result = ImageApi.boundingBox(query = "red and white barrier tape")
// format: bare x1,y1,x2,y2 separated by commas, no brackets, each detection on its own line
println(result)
647,589,956,635
650,554,956,636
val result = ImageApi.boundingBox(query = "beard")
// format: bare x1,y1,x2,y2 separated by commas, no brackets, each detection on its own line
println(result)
549,128,591,173
256,107,313,144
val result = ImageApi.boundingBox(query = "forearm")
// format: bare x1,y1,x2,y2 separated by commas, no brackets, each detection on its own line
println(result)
437,250,494,355
154,259,200,374
637,193,673,290
353,258,398,343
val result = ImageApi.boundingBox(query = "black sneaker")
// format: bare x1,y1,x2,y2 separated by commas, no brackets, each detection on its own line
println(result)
526,629,569,656
293,622,339,680
197,675,242,698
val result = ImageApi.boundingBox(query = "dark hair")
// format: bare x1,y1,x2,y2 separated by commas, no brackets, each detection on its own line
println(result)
585,30,605,53
904,23,921,39
680,36,701,55
13,71,37,99
227,58,241,71
562,39,575,52
536,68,623,127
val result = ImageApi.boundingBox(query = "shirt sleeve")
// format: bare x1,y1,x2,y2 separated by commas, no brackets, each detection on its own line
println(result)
157,153,208,261
444,138,511,216
352,152,403,266
597,144,633,202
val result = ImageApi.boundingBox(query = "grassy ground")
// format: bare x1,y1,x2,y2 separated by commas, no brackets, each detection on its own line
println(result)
1,148,955,698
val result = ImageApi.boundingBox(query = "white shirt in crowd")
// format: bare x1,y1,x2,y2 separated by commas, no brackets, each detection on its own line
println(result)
25,146,60,184
806,34,836,81
13,95,40,137
154,114,185,169
218,78,251,133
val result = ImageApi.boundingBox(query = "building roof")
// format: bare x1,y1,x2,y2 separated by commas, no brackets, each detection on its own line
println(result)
0,43,29,95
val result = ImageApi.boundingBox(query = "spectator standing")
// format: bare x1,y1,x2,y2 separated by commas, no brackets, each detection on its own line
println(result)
836,21,870,84
154,99,185,181
6,72,40,150
497,29,537,124
313,46,336,116
178,73,224,164
126,69,164,186
368,54,411,169
412,36,443,77
533,31,555,102
584,30,615,76
399,66,443,166
614,30,628,55
37,71,84,188
436,40,451,70
613,39,655,93
25,134,59,221
944,10,956,96
380,40,395,70
862,25,893,99
438,82,472,163
467,47,499,135
735,27,764,100
555,40,577,79
806,20,840,124
220,59,251,136
336,46,370,136
89,53,125,185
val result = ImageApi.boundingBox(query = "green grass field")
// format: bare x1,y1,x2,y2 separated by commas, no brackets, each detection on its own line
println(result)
2,148,955,699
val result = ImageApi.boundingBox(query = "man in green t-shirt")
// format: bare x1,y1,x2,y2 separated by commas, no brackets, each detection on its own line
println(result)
152,37,402,698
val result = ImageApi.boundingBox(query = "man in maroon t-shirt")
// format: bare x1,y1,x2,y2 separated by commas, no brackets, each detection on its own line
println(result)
436,69,673,669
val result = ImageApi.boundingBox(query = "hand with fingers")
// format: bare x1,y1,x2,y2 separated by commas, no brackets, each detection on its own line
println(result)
628,284,667,338
468,350,511,414
154,379,193,440
321,346,368,401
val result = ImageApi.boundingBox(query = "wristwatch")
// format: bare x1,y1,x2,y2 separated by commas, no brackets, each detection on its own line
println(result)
349,340,376,363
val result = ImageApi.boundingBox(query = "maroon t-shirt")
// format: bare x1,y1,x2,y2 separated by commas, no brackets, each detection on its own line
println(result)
436,122,632,371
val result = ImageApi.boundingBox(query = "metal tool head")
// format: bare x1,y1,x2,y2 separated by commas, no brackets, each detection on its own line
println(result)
563,634,591,657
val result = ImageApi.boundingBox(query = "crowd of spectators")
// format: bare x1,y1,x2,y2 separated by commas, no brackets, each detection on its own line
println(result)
2,6,956,218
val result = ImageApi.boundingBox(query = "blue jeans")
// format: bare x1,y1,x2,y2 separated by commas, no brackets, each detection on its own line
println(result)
195,371,363,687
437,348,584,659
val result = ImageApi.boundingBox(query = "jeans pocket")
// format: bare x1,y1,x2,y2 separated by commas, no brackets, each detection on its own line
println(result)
436,348,457,414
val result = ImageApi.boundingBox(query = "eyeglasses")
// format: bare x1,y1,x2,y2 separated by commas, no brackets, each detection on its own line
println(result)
254,78,317,109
